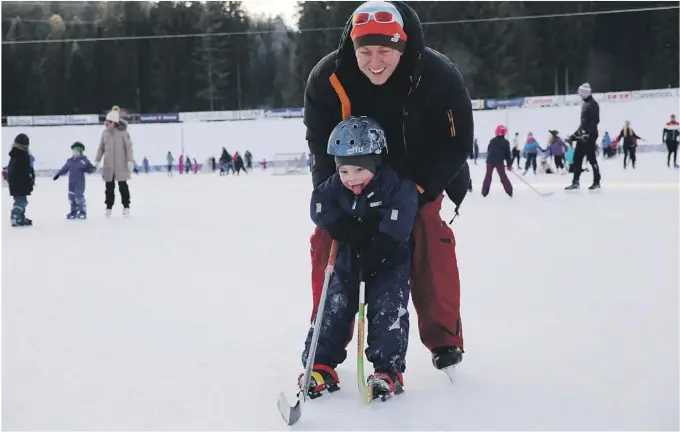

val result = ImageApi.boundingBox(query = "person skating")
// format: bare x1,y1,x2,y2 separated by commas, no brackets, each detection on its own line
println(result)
300,116,417,400
95,106,134,216
6,133,35,227
244,150,253,170
481,125,513,197
565,83,601,190
511,132,521,169
166,151,174,177
614,121,643,169
53,142,96,219
522,132,540,175
662,114,679,168
548,130,568,174
303,1,472,375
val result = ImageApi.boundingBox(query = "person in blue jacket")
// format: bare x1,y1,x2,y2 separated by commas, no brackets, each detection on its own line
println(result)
300,116,418,402
53,142,96,219
522,132,540,175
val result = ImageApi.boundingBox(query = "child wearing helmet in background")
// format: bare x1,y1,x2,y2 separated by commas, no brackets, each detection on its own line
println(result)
481,125,513,197
53,142,96,219
300,116,418,402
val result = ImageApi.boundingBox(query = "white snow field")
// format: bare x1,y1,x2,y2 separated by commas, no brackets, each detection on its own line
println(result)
2,153,678,430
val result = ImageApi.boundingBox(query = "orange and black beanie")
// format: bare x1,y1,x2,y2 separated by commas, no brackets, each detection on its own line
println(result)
350,1,408,53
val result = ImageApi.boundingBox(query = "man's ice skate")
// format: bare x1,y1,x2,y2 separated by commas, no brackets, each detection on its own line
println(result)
432,346,463,370
66,211,77,220
77,211,87,219
105,208,112,217
432,346,463,382
588,182,601,191
123,207,130,217
297,364,340,399
367,371,404,402
565,181,579,190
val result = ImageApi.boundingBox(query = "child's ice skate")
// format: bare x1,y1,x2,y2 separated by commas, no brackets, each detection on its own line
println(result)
297,364,340,399
66,210,77,219
77,211,87,219
11,216,32,227
105,208,112,217
122,207,130,217
367,370,404,402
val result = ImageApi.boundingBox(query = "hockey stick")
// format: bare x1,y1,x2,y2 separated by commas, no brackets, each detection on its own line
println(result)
357,275,373,404
277,240,339,426
509,170,554,197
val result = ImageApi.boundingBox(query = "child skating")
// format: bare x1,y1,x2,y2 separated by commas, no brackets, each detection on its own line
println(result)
7,133,35,226
300,117,418,401
53,142,96,219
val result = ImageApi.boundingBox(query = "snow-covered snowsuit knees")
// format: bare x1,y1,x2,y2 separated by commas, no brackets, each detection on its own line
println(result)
96,109,134,210
54,151,95,214
304,1,472,368
302,166,418,374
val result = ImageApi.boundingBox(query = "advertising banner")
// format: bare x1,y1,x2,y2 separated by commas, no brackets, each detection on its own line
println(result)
140,113,180,123
263,108,303,119
67,114,99,125
602,91,631,102
238,109,263,120
6,116,33,126
632,89,677,100
470,99,485,110
523,96,559,107
179,111,238,122
33,115,68,126
485,98,524,110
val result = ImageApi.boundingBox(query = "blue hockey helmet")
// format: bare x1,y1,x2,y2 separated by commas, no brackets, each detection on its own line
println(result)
327,116,388,157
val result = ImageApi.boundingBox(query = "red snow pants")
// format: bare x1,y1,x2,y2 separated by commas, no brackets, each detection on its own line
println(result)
309,194,464,352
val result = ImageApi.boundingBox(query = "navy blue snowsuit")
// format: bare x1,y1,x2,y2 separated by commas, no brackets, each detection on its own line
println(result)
55,155,95,212
302,166,418,374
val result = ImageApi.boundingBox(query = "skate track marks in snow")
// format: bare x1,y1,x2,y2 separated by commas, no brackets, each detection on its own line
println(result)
2,153,678,430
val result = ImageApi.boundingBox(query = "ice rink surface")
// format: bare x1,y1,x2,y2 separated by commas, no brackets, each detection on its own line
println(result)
2,153,678,430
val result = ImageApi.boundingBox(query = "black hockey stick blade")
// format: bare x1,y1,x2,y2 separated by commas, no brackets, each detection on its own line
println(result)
277,391,302,426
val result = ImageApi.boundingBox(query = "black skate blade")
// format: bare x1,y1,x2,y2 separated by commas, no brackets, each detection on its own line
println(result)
277,392,302,426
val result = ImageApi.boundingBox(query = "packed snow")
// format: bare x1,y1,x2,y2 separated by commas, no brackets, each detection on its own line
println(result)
2,152,678,430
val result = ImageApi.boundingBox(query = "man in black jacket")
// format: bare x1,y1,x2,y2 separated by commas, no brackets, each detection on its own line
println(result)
304,0,473,374
566,82,601,190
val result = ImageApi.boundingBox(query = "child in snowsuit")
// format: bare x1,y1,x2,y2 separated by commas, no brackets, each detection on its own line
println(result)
7,133,35,226
481,125,513,197
53,142,96,219
300,117,418,401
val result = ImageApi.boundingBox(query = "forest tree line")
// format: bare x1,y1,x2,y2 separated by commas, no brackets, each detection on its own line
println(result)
2,1,678,116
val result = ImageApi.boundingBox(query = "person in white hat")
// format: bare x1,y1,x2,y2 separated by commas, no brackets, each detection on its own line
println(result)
95,106,134,216
565,83,602,190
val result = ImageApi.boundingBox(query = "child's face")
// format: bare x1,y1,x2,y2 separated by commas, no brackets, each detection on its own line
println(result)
72,150,80,157
338,165,374,195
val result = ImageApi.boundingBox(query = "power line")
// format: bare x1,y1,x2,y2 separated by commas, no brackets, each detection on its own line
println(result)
2,4,677,45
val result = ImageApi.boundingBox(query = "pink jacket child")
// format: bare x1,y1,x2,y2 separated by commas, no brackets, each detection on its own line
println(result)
193,158,198,173
178,155,184,174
